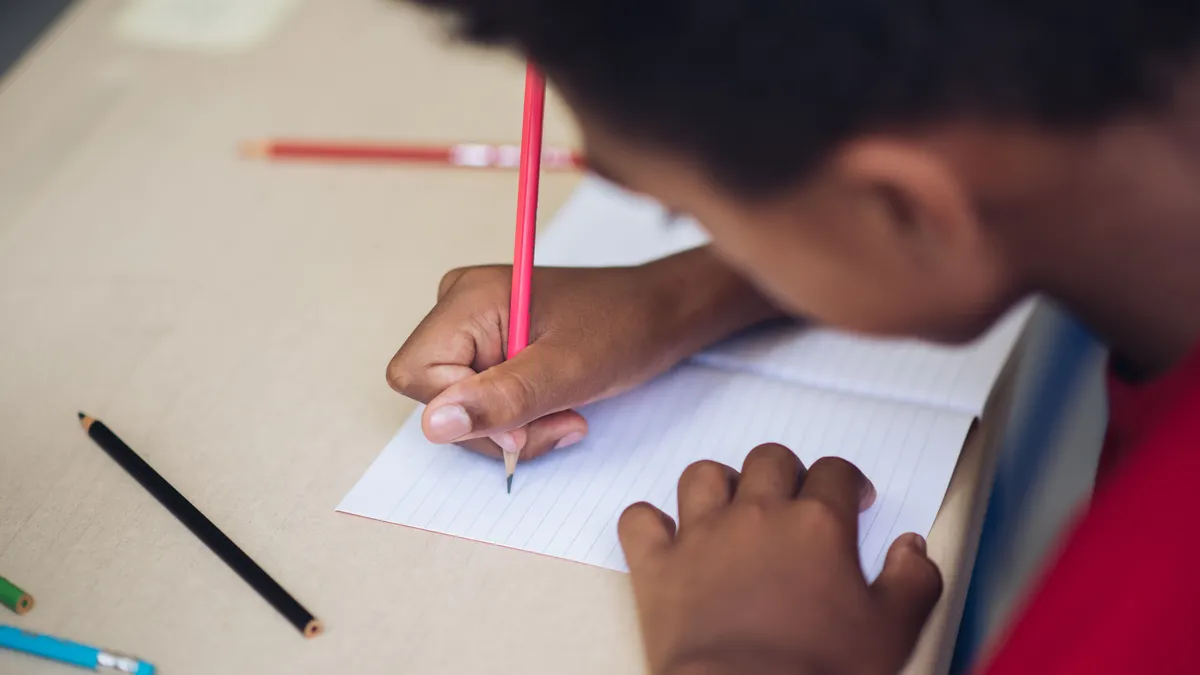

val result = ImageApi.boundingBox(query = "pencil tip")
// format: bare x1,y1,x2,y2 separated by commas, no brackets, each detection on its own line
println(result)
507,474,513,494
77,412,85,420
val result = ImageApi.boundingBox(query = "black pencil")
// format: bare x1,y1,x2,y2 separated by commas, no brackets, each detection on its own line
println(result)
78,413,322,639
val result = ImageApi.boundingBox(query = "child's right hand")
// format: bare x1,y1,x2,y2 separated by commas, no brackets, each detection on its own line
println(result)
386,247,780,459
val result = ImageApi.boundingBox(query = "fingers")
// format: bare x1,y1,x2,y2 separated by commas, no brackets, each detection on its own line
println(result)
800,456,876,512
870,533,943,647
390,319,592,451
795,457,875,544
618,502,676,571
453,436,508,459
388,330,488,405
414,408,586,462
521,410,588,459
389,264,656,457
677,460,738,530
736,443,805,503
390,265,598,446
387,266,506,414
419,343,589,443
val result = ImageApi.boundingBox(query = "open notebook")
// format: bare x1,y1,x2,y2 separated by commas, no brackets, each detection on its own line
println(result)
339,177,1032,581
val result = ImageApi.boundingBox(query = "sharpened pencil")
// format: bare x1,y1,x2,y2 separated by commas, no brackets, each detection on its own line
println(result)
77,413,322,638
504,64,546,493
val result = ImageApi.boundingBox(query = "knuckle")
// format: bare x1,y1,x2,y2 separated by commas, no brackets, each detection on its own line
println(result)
467,310,506,353
436,266,471,299
730,499,771,529
678,460,732,494
796,499,844,535
438,264,510,299
385,355,416,394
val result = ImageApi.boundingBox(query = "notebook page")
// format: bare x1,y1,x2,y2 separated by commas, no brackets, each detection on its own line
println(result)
534,175,709,267
338,364,973,581
694,301,1033,416
536,176,1031,415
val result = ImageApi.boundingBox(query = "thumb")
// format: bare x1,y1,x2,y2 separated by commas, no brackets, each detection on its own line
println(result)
422,343,590,443
870,533,943,649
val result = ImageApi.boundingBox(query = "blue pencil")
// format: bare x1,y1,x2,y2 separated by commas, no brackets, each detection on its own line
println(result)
0,625,155,674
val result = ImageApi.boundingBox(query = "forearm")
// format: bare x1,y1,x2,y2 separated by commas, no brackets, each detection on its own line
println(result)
643,245,785,362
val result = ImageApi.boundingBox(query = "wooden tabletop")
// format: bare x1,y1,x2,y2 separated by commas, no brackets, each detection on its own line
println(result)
0,1,1010,673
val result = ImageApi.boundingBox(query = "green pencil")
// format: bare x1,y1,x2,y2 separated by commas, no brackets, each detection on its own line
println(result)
0,576,33,615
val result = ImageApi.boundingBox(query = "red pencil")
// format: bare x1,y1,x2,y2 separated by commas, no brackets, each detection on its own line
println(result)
240,139,582,171
504,64,546,493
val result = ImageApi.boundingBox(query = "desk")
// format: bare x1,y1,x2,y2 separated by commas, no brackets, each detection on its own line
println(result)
0,2,1012,673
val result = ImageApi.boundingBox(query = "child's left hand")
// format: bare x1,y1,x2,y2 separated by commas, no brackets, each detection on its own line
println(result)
619,443,942,675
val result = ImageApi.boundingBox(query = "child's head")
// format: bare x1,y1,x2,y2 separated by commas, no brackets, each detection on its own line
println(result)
413,0,1200,342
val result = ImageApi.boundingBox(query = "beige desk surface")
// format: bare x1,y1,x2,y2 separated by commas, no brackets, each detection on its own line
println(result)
0,1,1008,673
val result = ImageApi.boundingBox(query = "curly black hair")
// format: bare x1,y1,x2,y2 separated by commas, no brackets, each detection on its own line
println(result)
411,0,1200,195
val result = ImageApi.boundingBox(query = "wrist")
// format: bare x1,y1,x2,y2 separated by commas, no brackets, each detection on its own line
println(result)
642,245,783,361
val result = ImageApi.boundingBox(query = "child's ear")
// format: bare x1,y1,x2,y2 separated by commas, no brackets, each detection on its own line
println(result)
831,138,981,262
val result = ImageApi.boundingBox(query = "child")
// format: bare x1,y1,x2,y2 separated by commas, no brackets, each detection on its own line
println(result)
385,2,1200,673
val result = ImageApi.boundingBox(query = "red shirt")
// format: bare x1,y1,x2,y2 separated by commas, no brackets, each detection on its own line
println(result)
980,345,1200,674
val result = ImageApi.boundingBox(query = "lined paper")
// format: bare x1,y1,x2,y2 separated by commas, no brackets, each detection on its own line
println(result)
533,176,708,268
338,365,973,580
694,303,1031,416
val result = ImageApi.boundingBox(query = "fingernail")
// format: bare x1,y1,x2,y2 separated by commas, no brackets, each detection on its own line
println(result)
427,405,472,442
493,431,521,455
908,533,927,554
859,479,877,510
554,432,585,450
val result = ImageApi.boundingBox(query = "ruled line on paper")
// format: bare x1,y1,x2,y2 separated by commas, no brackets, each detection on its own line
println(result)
338,364,974,580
